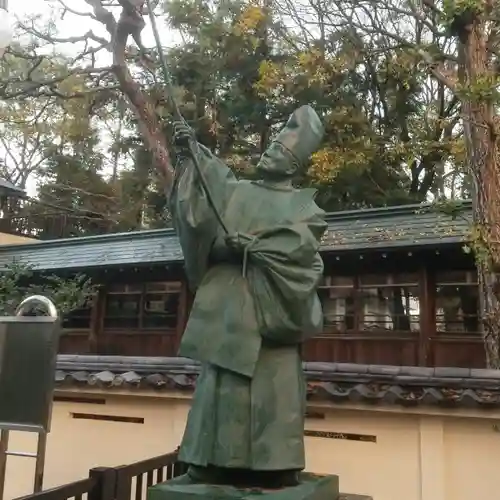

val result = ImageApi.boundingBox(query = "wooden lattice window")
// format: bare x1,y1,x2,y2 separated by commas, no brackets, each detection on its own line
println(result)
318,276,355,332
435,271,479,335
62,295,95,330
357,273,420,332
142,282,181,328
103,282,182,330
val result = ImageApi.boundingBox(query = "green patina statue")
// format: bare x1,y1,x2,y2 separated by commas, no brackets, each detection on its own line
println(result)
169,105,327,489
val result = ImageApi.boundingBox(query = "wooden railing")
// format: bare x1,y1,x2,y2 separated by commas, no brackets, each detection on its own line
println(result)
14,450,185,500
14,471,109,500
114,452,187,500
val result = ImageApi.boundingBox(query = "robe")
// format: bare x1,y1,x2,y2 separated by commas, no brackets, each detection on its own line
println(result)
170,144,327,471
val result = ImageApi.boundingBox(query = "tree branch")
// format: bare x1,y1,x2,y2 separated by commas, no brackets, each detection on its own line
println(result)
83,0,174,189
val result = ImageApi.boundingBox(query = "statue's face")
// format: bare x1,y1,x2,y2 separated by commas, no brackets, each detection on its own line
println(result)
257,141,295,177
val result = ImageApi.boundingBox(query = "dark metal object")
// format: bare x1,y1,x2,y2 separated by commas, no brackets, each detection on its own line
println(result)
0,296,60,500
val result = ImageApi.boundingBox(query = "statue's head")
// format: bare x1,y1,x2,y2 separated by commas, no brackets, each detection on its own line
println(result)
257,105,324,179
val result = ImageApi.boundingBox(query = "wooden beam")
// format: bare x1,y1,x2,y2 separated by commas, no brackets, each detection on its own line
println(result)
418,266,436,366
89,286,105,354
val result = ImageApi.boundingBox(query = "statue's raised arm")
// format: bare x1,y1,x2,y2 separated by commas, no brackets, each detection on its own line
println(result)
169,121,237,290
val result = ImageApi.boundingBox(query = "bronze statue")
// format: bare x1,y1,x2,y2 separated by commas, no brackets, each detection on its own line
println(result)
169,105,327,489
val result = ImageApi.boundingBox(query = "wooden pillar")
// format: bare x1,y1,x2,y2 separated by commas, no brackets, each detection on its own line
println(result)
89,286,105,354
352,275,361,331
418,266,436,366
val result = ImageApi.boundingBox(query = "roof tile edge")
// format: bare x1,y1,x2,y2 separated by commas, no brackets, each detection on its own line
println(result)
0,200,473,252
324,199,473,222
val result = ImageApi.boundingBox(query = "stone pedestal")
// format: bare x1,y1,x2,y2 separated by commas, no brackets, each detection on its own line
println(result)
147,472,339,500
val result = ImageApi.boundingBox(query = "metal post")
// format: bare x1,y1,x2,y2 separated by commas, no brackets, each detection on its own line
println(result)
0,430,9,500
0,296,60,498
33,433,47,493
15,297,58,495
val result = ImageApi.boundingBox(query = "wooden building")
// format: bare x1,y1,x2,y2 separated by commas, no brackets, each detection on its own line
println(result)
0,200,483,368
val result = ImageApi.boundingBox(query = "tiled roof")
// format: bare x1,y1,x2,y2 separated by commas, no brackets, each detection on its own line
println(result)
0,228,184,271
0,201,472,271
55,355,500,410
0,178,25,197
320,202,471,251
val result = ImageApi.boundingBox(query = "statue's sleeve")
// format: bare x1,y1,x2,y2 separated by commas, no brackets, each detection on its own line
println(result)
169,145,236,290
245,210,328,345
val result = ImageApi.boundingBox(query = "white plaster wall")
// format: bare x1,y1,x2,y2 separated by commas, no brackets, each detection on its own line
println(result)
4,390,500,500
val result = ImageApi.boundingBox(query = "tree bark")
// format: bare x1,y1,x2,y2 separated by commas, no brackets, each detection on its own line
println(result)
461,10,500,367
84,0,174,192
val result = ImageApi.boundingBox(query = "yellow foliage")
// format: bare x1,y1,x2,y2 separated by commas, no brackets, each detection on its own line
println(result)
287,49,356,90
255,60,286,96
297,49,322,68
309,148,338,182
309,144,373,184
450,137,466,163
234,4,266,36
296,49,330,85
327,106,368,128
254,43,362,97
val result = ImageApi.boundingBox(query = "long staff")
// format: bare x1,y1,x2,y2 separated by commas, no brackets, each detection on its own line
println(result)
145,0,229,234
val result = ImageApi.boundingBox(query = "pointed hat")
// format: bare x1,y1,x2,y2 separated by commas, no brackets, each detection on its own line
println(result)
273,105,324,166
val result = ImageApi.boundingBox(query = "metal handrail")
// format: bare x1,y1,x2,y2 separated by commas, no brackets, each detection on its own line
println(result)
15,296,58,319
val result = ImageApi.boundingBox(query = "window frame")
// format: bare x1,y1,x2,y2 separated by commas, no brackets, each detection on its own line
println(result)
61,294,96,331
357,273,421,333
142,282,181,329
319,272,422,335
102,281,182,332
434,270,480,336
317,275,356,333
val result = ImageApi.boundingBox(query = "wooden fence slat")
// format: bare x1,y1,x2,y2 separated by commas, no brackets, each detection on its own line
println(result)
14,451,182,500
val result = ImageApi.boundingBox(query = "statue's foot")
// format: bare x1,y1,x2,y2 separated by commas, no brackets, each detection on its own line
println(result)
187,465,300,488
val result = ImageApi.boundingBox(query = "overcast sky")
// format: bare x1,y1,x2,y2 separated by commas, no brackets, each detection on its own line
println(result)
12,0,105,38
10,0,174,54
3,1,178,195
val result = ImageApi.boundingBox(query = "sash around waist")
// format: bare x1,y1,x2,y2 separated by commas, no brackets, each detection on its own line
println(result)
208,241,244,266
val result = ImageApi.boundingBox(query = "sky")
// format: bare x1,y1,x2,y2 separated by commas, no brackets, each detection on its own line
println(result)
9,0,171,48
10,0,107,49
4,0,177,195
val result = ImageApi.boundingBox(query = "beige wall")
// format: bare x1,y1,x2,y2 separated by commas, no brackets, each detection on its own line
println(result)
4,389,500,500
0,233,37,245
